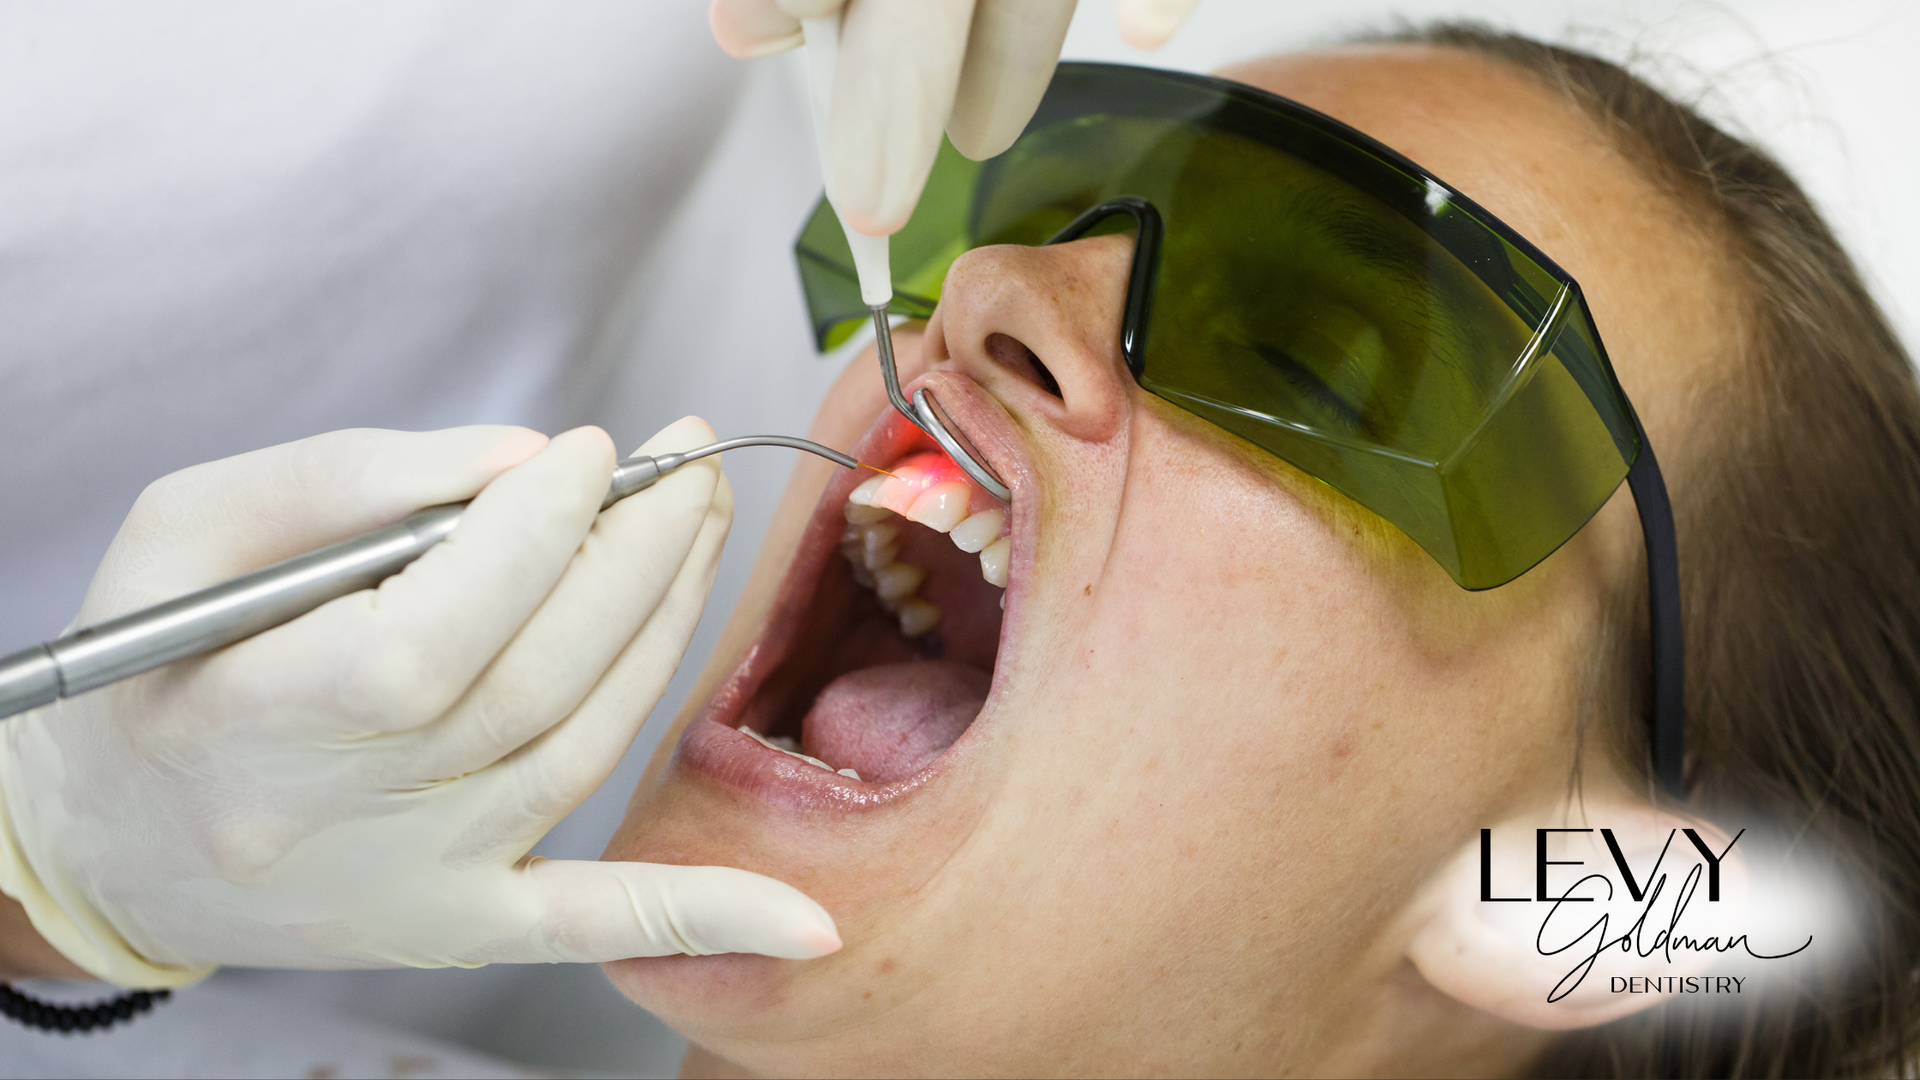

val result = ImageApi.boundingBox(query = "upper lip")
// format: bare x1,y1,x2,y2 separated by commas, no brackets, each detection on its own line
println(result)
905,371,1035,499
671,371,1036,811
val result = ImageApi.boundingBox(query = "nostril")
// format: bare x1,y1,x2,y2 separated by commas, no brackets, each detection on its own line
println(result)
985,333,1062,400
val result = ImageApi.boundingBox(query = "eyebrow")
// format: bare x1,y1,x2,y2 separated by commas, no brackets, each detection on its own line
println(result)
1281,183,1480,347
1306,194,1433,287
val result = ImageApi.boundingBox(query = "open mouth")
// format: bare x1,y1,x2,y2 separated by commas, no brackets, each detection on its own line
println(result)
674,382,1022,810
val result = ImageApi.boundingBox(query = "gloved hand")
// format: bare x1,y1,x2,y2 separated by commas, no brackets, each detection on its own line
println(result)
0,419,840,988
710,0,1203,234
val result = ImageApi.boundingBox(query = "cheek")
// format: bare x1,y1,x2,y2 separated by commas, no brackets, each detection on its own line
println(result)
1065,417,1448,761
981,434,1443,914
991,418,1562,935
1081,488,1423,799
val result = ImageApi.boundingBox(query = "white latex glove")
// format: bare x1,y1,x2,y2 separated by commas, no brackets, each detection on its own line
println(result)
709,0,1203,234
0,419,840,988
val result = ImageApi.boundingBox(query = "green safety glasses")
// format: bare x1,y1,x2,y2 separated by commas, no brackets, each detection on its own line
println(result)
794,62,1685,796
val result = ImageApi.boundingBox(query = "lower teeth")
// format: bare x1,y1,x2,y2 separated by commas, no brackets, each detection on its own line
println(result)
739,725,861,780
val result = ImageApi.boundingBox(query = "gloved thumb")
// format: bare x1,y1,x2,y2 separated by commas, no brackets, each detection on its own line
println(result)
506,858,842,962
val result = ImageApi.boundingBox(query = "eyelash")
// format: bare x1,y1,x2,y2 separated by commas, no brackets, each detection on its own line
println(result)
1250,342,1368,434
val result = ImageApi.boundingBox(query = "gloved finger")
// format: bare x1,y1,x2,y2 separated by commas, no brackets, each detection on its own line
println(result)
831,0,978,235
81,426,547,624
1115,0,1202,50
709,0,806,58
404,418,726,783
946,0,1077,161
492,859,840,962
492,467,732,829
215,427,614,732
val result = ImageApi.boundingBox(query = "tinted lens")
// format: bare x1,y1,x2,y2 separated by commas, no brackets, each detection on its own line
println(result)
795,64,1638,589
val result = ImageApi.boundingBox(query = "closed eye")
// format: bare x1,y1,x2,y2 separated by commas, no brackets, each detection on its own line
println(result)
1249,342,1367,434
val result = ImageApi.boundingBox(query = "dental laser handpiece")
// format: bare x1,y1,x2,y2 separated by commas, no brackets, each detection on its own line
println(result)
799,14,1013,504
0,436,862,722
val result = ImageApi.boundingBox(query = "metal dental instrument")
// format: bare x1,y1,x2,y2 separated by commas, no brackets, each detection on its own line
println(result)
798,13,1013,506
0,436,863,721
870,308,1012,502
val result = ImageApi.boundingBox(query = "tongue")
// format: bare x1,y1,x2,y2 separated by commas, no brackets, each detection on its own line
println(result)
800,661,988,785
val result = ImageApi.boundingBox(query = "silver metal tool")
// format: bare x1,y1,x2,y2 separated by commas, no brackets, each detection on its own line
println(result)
869,307,1013,503
0,436,860,721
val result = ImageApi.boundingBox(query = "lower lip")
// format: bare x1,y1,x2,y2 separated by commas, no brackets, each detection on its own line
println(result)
675,718,939,813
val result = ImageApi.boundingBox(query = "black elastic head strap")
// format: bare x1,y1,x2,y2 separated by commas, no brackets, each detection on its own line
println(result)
1046,199,1688,798
1624,406,1688,797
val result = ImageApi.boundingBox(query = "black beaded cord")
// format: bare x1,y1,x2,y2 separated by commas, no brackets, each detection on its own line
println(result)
0,982,170,1034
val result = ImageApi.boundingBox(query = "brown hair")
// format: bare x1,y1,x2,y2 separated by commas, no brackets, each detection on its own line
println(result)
1368,22,1920,1079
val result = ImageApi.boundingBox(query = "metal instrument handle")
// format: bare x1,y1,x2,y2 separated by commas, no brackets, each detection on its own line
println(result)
0,436,858,721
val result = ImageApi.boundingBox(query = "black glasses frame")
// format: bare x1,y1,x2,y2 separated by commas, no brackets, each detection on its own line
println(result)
1047,198,1687,798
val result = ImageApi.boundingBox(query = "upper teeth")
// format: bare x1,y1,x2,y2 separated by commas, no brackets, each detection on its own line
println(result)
948,508,1004,552
905,483,972,531
841,473,1010,637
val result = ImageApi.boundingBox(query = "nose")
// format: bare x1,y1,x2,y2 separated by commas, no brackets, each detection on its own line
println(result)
921,233,1138,446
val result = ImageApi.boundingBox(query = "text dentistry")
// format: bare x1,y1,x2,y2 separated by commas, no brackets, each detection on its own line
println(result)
1611,976,1746,994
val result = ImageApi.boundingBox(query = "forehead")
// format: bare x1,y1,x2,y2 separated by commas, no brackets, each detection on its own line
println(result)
1221,47,1635,279
1217,46,1731,420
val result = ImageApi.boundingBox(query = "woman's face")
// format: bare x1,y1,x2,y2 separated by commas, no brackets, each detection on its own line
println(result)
605,46,1728,1077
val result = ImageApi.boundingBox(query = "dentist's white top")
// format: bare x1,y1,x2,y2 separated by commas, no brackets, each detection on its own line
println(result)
0,0,801,643
0,3,838,1075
